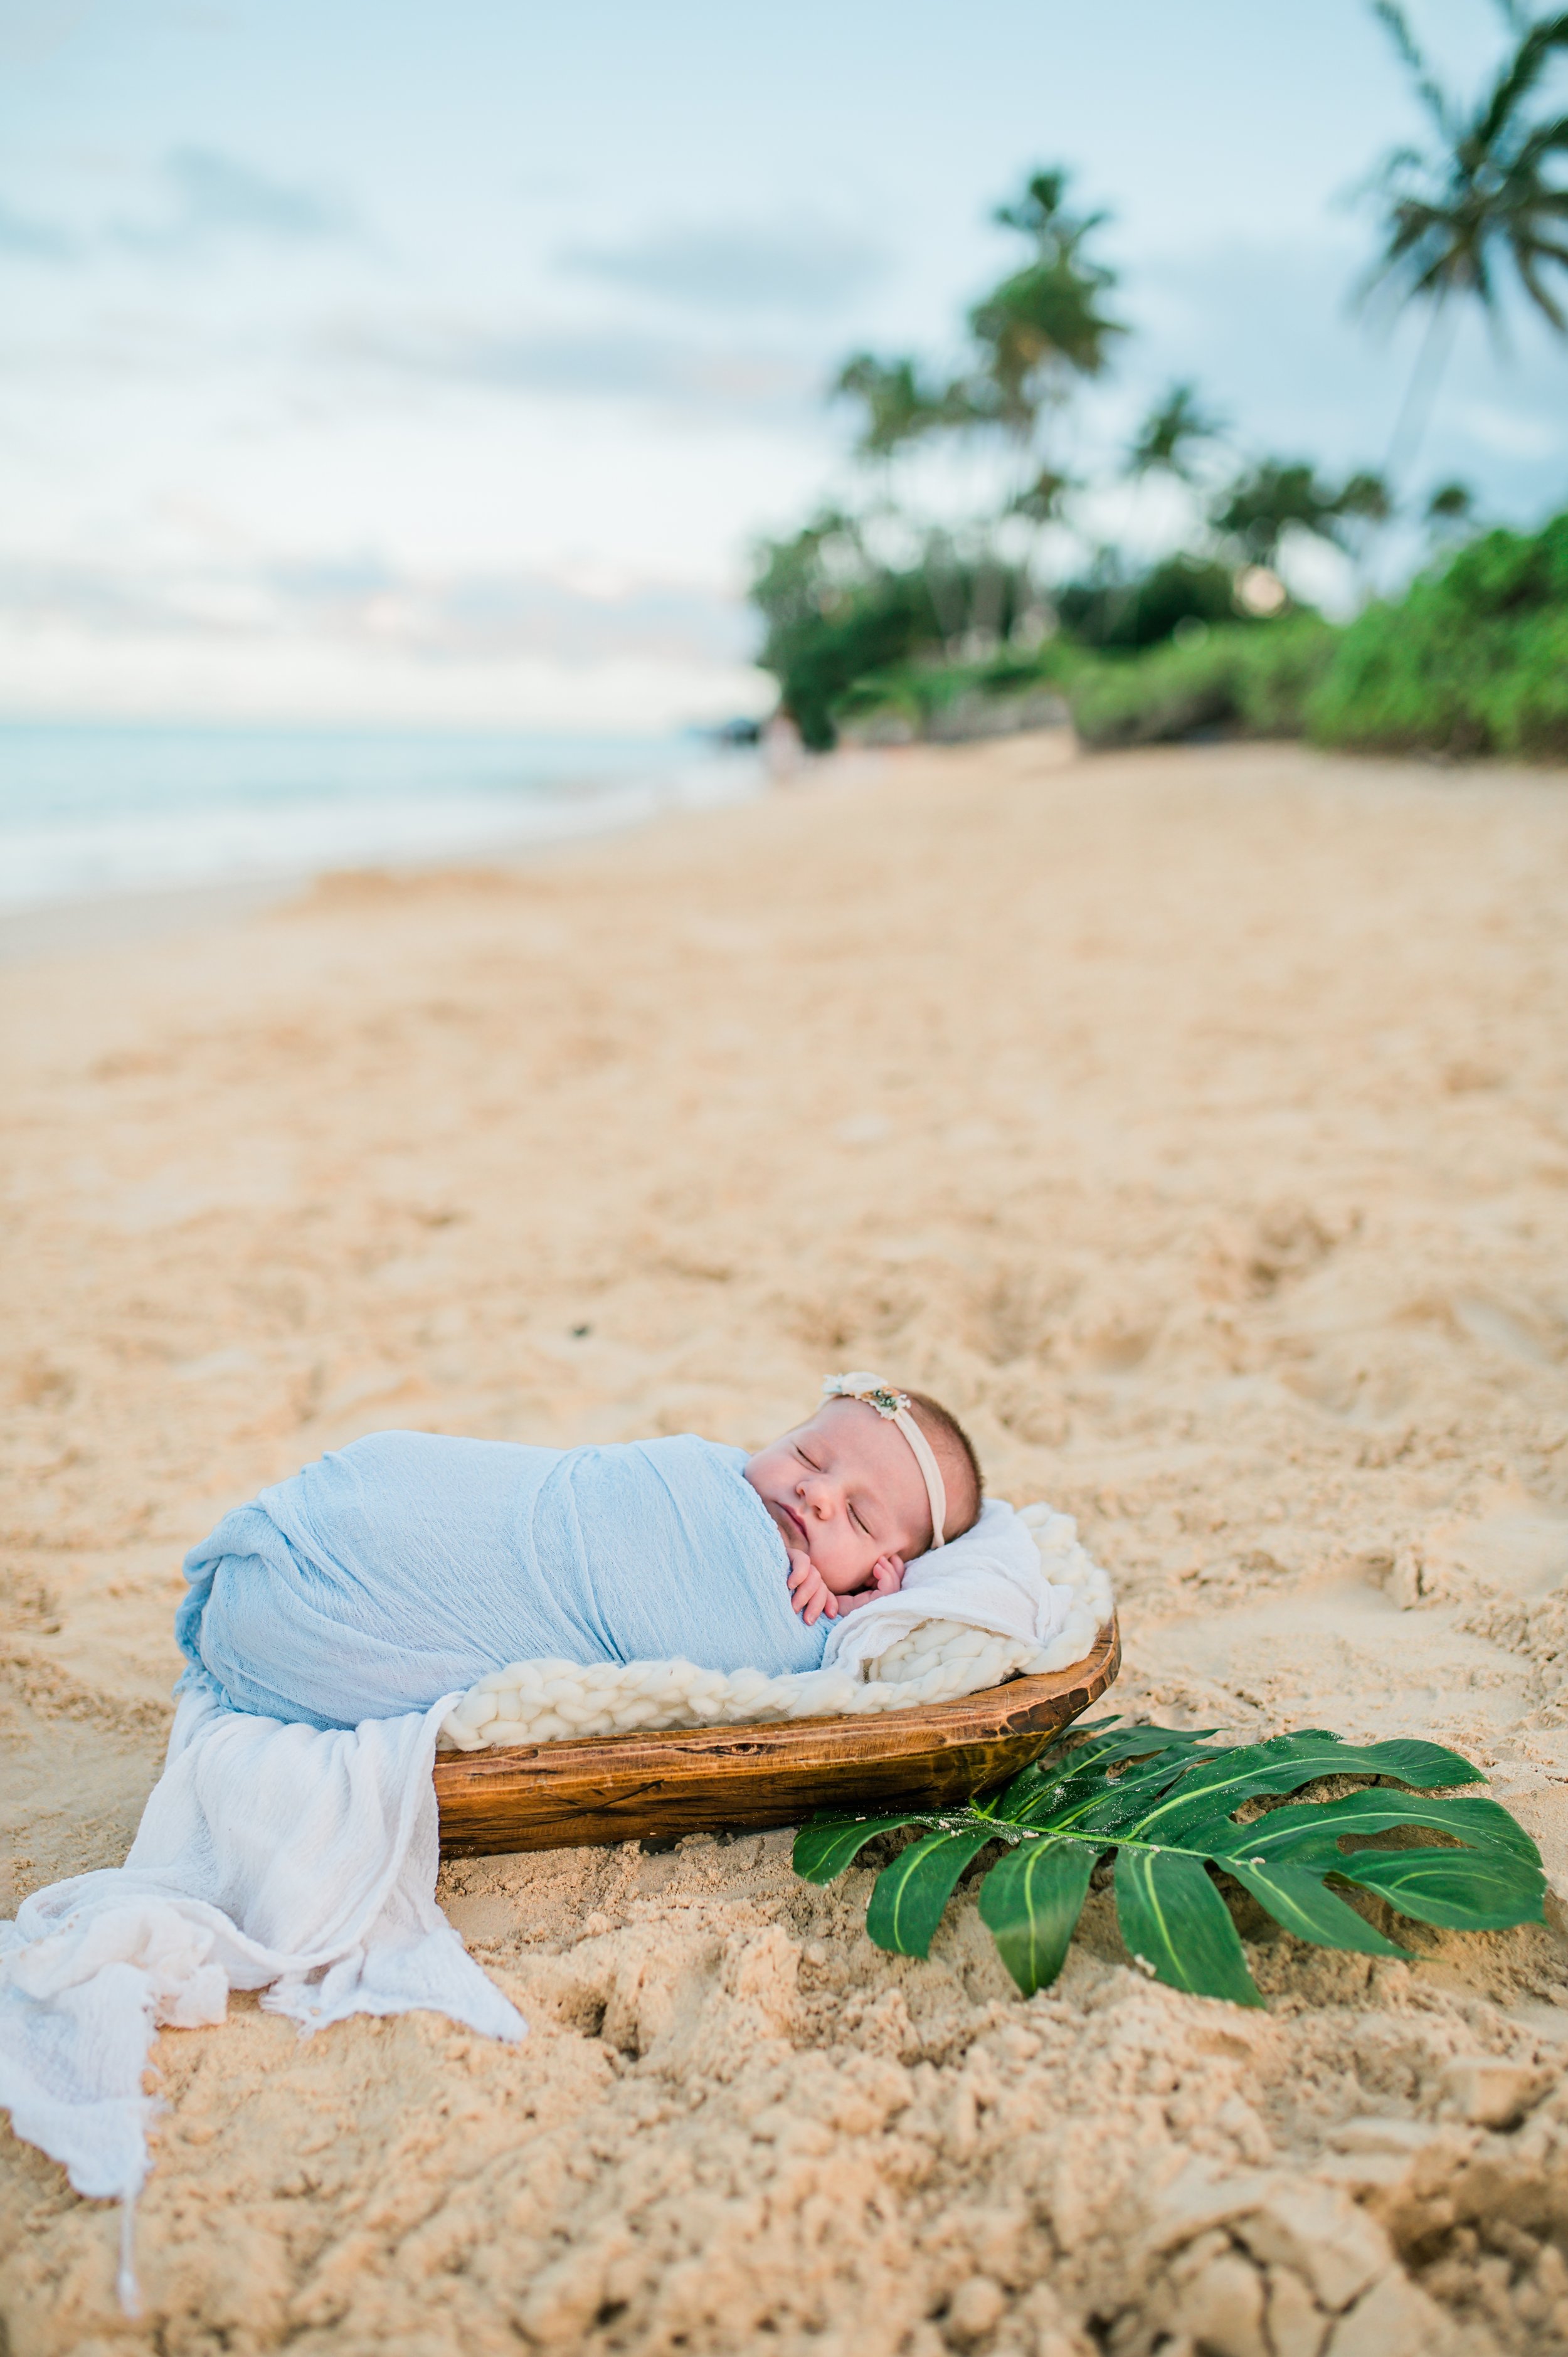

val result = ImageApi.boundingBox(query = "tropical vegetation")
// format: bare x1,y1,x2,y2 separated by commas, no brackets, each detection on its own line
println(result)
1309,506,1568,758
1360,2,1568,477
793,1720,1545,2008
1065,618,1339,753
749,4,1568,756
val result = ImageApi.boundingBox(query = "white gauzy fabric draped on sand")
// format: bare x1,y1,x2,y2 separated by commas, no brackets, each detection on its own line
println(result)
0,1498,1111,2309
0,1688,522,2309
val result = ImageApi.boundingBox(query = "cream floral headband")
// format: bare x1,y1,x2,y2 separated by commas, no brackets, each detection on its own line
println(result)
820,1372,947,1549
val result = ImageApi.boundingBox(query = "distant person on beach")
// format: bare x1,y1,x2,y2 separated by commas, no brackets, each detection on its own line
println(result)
175,1375,982,1731
764,709,807,780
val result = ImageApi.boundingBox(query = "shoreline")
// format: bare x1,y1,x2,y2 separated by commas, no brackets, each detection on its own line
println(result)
0,729,775,965
0,868,312,965
8,724,1555,970
0,741,876,967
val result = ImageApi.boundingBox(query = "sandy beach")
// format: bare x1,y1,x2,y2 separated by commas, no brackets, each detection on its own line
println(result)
4,732,1568,2355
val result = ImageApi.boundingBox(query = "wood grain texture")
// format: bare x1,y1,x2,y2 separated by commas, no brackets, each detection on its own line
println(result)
433,1617,1120,1856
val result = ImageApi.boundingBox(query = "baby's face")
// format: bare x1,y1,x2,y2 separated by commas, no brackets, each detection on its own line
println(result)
744,1398,930,1594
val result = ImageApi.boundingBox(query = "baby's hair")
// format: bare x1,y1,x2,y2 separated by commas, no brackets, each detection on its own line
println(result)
903,1389,984,1540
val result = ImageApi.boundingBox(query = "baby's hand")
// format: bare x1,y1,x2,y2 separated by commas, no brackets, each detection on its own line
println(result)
786,1547,839,1625
834,1552,906,1614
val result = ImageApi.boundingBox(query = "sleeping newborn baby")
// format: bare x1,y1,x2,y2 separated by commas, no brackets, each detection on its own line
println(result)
176,1373,982,1730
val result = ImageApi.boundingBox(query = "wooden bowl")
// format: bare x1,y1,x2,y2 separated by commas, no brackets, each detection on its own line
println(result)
434,1616,1120,1856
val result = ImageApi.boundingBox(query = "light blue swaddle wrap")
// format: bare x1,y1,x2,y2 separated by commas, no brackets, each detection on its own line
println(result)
176,1431,827,1730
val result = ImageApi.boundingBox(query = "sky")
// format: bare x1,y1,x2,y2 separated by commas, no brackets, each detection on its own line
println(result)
2,0,1564,730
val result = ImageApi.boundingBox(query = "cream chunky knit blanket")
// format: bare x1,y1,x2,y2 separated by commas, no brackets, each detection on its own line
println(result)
440,1500,1112,1751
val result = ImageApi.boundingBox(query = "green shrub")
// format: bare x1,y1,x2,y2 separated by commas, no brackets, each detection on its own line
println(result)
1054,554,1248,650
758,568,948,752
832,647,1071,741
1307,512,1568,761
1236,617,1343,734
767,509,1568,761
748,517,1036,750
1065,618,1338,749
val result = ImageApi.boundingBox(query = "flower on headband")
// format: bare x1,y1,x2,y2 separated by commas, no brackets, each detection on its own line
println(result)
822,1373,910,1421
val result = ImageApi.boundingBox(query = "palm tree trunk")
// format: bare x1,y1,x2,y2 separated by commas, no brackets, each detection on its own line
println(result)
1382,296,1459,486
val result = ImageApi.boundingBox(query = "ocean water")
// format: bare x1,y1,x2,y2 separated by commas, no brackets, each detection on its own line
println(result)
0,722,765,911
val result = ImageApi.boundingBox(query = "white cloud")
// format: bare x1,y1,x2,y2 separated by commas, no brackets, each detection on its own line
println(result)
0,194,75,260
0,146,356,274
0,547,766,725
0,620,770,728
559,216,887,319
1453,401,1562,461
312,309,820,423
109,146,355,252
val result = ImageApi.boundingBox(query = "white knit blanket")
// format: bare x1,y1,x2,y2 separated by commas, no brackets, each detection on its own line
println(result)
440,1500,1113,1750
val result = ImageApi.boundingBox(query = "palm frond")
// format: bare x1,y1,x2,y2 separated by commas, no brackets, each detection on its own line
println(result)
1475,12,1568,156
1513,239,1568,326
1514,114,1568,172
1371,0,1458,139
1126,380,1228,480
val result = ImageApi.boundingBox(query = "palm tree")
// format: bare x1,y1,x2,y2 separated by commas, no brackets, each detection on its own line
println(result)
1359,1,1568,477
1210,460,1394,589
967,170,1125,442
830,354,970,461
834,171,1121,480
830,168,1121,653
957,171,1123,641
1125,381,1227,483
1426,477,1478,532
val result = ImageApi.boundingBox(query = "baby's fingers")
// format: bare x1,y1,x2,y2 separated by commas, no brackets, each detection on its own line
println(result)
788,1556,824,1619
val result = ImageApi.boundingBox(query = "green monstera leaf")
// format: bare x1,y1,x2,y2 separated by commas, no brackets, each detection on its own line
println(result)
792,1721,1544,2008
